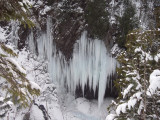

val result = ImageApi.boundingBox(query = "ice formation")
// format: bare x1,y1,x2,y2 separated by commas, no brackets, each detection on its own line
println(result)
28,17,117,107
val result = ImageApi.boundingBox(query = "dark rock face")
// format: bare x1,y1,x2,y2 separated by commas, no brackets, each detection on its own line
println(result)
51,0,86,59
75,75,118,100
104,75,118,98
17,0,119,58
0,21,8,27
23,112,30,120
75,83,99,100
18,25,31,49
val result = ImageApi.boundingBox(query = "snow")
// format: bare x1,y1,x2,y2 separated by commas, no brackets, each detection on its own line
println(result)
106,114,116,120
29,81,42,91
123,84,134,98
108,69,160,119
0,27,6,40
58,92,113,120
76,7,83,13
134,92,142,100
18,1,23,6
37,0,43,5
110,16,116,24
6,57,26,74
19,0,32,12
40,6,51,15
116,103,127,115
134,47,142,53
22,0,30,5
30,105,44,120
147,69,160,96
137,101,144,115
128,98,137,110
6,101,13,105
154,55,159,62
0,97,4,101
134,46,154,62
110,44,122,56
113,91,142,117
0,47,63,120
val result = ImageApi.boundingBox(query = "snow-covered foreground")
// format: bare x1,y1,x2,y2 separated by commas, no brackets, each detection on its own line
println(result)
57,92,113,120
10,94,113,120
30,93,113,120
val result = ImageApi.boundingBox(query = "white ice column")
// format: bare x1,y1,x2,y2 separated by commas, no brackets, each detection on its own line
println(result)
28,17,117,107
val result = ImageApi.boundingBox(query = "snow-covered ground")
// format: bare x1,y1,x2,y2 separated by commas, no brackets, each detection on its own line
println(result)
57,91,113,120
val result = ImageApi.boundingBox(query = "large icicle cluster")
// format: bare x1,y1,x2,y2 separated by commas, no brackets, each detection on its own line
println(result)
28,17,117,107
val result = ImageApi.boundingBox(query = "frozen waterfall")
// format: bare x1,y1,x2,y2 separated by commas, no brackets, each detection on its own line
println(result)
28,17,117,107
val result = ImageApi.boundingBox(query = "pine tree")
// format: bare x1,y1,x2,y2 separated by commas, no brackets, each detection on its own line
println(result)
154,5,160,29
0,0,34,27
0,1,38,117
0,97,11,118
0,43,40,118
107,29,160,120
116,0,138,48
85,0,109,40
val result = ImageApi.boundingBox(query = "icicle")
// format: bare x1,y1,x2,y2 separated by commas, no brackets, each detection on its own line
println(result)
28,30,35,53
9,21,19,47
27,17,117,107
